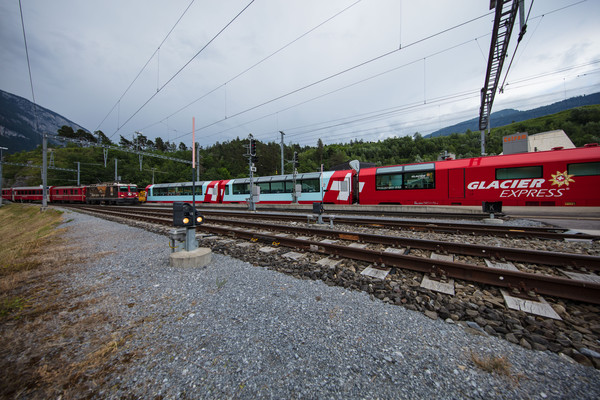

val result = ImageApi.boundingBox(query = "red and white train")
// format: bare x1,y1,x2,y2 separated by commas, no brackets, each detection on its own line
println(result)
145,145,600,207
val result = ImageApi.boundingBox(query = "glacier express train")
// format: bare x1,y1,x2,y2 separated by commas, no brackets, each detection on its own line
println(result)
145,145,600,207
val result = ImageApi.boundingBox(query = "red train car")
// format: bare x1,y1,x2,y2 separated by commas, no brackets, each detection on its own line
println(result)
358,145,600,206
49,186,87,203
2,188,13,202
11,186,45,202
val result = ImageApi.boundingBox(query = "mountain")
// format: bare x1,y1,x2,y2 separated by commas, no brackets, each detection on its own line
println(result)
0,89,88,155
425,92,600,138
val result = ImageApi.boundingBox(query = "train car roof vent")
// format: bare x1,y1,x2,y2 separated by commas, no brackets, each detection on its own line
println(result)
584,143,599,147
551,146,564,151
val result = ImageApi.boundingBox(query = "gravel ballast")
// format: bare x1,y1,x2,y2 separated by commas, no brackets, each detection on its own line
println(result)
56,208,600,399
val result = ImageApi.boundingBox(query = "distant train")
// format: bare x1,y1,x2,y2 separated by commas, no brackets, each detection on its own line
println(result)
2,182,139,205
145,145,600,207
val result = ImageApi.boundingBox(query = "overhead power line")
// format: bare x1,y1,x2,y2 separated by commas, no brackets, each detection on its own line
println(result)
168,10,495,142
139,0,364,133
109,0,256,139
96,0,197,132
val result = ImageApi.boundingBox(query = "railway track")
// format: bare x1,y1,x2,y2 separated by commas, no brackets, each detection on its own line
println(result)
81,204,599,240
62,204,600,305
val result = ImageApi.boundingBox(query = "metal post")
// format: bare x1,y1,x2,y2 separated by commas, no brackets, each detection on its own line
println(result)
190,118,197,250
0,146,7,207
75,162,80,186
279,130,285,175
196,144,201,182
42,132,47,209
114,158,118,181
292,166,298,204
248,133,256,211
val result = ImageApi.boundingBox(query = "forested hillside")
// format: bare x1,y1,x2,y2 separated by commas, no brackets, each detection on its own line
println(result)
2,105,599,189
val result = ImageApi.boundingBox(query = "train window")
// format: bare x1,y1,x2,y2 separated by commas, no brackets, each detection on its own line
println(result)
257,182,271,194
404,171,435,189
224,186,230,196
283,181,294,193
119,186,129,193
271,181,285,193
301,179,319,193
496,166,542,180
233,183,249,195
568,162,600,176
376,173,403,190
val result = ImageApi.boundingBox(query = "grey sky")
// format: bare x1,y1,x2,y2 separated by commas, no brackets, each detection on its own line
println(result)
1,0,599,148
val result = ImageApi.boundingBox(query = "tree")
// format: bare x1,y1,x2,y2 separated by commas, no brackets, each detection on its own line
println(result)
119,135,132,148
155,137,167,152
95,130,113,145
57,125,75,138
75,129,97,143
316,138,324,166
179,142,187,152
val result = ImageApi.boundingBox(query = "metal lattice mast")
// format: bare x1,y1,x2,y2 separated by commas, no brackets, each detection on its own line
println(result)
479,0,521,155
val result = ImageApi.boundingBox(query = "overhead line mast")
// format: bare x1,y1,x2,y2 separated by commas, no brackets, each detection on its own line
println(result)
479,0,525,156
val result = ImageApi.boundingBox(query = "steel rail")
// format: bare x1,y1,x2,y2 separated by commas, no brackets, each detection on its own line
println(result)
68,205,600,271
68,204,597,240
201,224,600,305
201,217,600,272
192,209,596,240
65,205,600,304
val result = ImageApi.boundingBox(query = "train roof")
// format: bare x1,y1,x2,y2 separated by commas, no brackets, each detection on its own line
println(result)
230,172,321,184
150,172,324,188
369,145,600,173
10,186,44,190
150,181,212,188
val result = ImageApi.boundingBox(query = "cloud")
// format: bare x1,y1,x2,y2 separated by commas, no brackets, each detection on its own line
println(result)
1,0,599,148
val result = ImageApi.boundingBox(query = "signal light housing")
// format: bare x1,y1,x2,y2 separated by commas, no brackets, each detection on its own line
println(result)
195,210,204,225
173,202,195,227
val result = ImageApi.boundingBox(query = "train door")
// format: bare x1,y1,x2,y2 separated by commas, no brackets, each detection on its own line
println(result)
448,168,465,201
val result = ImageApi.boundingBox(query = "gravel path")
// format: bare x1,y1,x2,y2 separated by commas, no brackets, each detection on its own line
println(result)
57,208,600,399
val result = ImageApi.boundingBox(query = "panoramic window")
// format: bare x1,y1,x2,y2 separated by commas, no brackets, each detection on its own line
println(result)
376,173,403,190
568,162,600,176
257,182,271,194
496,166,542,180
404,171,435,189
232,183,249,195
270,181,285,193
301,179,319,193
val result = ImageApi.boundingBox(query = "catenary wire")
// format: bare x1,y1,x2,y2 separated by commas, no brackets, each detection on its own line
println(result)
108,0,255,140
95,0,196,132
168,10,495,142
138,0,364,133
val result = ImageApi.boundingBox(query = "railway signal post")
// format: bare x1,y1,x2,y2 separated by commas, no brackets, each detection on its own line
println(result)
170,201,211,267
